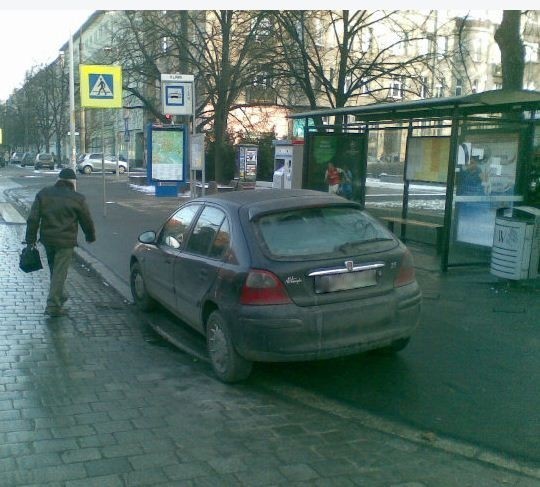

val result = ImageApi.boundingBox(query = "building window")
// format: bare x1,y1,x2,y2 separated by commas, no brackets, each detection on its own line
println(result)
162,37,168,53
361,78,370,95
434,84,444,98
390,32,404,56
455,78,463,96
420,76,429,98
344,74,353,92
254,16,272,42
525,42,538,63
361,28,373,52
390,77,403,99
472,79,479,94
418,38,430,55
474,39,484,62
252,71,272,89
313,18,324,47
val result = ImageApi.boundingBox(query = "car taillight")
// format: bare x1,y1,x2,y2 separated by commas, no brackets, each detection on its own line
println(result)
240,269,292,305
394,249,416,287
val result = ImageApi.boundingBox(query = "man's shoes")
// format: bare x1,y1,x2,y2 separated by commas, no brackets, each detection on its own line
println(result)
44,308,68,317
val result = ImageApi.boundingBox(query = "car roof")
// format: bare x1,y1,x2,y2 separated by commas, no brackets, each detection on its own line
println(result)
192,189,360,220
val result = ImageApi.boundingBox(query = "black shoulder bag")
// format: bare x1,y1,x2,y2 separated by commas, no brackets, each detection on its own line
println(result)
19,245,43,273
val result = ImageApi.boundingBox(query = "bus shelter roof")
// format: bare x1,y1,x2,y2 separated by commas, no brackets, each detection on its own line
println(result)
289,90,540,122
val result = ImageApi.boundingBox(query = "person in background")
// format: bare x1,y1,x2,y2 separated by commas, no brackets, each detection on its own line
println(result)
325,162,343,194
25,168,96,317
340,165,353,199
457,156,484,195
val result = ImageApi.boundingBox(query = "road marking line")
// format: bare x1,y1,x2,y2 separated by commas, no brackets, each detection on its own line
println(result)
0,202,26,224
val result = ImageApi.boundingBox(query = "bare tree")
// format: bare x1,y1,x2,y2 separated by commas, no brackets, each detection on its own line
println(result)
494,10,525,90
271,10,442,127
108,10,275,182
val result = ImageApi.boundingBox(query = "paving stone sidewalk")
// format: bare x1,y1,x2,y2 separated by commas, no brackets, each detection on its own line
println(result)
1,218,539,486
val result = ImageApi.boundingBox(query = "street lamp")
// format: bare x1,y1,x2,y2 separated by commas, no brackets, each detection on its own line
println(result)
69,34,77,170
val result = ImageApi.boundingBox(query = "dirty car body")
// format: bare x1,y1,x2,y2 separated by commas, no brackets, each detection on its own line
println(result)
130,189,421,382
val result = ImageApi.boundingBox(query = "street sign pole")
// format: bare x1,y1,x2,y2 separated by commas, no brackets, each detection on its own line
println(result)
80,63,123,218
69,34,76,170
102,110,107,218
160,74,194,197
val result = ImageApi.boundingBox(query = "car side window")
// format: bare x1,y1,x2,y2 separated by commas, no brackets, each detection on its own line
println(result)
208,218,230,259
159,204,201,250
185,206,228,258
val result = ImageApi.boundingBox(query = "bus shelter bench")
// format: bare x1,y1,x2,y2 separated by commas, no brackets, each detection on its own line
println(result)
381,216,443,254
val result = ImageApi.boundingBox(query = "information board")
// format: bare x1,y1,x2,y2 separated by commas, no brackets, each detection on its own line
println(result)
147,125,186,182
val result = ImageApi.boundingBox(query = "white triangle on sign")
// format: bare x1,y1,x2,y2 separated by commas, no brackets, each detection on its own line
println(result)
90,75,113,97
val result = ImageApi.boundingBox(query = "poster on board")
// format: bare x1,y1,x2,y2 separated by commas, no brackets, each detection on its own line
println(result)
455,132,519,196
406,136,450,183
306,134,365,195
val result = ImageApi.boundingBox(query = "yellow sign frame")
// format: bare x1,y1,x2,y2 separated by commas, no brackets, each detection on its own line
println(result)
80,64,122,108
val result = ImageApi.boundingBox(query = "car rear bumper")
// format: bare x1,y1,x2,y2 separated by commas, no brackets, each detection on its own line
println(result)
228,282,421,362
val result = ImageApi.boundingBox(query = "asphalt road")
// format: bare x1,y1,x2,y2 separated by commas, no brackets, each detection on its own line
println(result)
5,165,540,467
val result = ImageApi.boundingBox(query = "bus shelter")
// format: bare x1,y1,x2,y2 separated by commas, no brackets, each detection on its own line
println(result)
290,90,540,271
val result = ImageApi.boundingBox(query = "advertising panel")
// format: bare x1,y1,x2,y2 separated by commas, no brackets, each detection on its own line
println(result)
306,134,365,198
406,136,450,183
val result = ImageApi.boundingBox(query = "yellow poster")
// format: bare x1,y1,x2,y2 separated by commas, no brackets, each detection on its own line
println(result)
80,65,122,108
406,137,450,183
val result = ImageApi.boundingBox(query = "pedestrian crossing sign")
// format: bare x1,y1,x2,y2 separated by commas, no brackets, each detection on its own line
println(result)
80,64,122,108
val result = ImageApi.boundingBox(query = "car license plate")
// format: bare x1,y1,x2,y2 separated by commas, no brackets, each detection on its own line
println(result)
314,269,378,294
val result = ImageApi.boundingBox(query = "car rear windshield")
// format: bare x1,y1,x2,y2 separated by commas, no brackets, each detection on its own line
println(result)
253,206,395,259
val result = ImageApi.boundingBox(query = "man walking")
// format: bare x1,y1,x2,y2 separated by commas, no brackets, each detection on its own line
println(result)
25,168,96,317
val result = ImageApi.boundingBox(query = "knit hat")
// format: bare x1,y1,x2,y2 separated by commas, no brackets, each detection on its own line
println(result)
58,168,77,181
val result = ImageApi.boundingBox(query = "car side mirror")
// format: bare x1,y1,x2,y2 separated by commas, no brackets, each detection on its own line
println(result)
138,231,156,244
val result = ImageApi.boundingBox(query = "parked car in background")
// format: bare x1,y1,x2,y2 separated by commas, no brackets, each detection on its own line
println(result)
21,152,36,167
34,153,55,170
130,189,422,383
10,152,24,165
77,153,127,174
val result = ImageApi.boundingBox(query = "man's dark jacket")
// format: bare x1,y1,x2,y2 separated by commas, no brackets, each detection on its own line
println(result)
25,180,96,247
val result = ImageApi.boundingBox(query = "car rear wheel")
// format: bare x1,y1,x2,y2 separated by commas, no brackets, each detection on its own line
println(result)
130,262,156,311
206,310,252,383
118,165,126,174
83,165,92,174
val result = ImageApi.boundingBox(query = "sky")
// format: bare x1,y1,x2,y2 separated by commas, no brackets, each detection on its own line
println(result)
0,9,95,101
0,2,534,102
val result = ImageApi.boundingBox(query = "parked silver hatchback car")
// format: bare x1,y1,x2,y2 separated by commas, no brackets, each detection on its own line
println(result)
34,153,55,170
130,189,422,383
77,153,127,174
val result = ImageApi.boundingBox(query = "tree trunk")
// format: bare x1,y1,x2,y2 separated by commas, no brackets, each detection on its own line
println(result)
494,10,524,90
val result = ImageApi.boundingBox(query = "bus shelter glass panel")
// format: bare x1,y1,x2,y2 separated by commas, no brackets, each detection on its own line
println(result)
448,129,523,266
364,127,406,219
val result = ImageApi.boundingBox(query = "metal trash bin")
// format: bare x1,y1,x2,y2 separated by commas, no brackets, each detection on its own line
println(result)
491,206,540,280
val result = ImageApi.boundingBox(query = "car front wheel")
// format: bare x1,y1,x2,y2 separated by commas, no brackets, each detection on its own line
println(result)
206,310,252,383
130,262,156,311
83,165,92,174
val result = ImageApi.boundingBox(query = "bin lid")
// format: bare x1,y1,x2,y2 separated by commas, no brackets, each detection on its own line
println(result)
496,206,540,222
